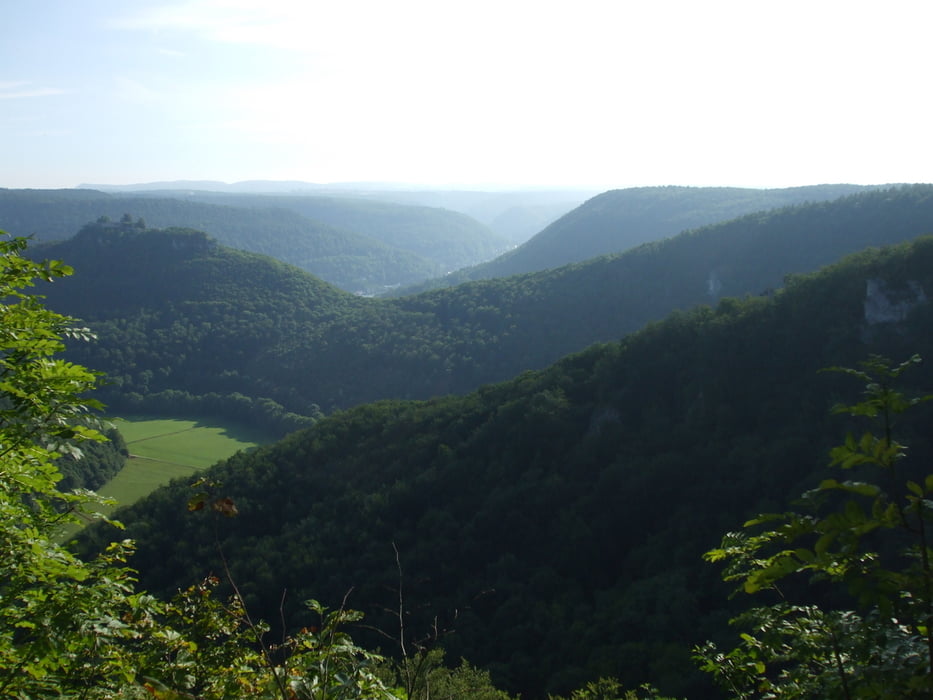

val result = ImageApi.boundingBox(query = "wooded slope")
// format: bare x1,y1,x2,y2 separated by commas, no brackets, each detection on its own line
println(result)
39,185,933,421
0,188,501,293
397,183,878,292
78,235,933,699
155,191,509,273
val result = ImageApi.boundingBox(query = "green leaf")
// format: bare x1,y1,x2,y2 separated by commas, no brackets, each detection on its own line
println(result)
818,479,881,497
795,548,815,563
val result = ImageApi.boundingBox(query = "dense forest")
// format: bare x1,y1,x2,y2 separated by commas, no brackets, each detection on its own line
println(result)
81,180,600,245
0,189,505,293
396,184,879,293
0,184,881,299
56,426,128,491
8,180,933,697
76,235,933,698
134,191,510,273
33,185,933,430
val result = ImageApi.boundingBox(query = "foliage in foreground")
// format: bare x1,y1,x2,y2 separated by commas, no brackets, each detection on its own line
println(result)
698,355,933,697
0,232,401,698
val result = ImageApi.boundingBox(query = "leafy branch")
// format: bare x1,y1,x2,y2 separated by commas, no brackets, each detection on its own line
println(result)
697,354,933,697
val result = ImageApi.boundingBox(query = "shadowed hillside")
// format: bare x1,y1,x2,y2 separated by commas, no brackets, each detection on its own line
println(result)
36,185,933,422
396,183,880,292
146,191,510,272
77,235,933,698
0,188,496,293
81,181,598,245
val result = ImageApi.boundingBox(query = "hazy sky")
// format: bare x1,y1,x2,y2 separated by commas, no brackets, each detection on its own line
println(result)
3,0,931,190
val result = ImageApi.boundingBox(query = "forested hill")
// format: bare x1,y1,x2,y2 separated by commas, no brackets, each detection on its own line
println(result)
321,187,598,245
37,185,933,421
79,235,933,699
80,180,600,245
395,183,879,292
32,221,369,424
141,191,509,273
0,188,500,293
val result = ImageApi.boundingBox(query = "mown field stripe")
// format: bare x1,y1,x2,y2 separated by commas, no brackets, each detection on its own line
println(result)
69,417,267,529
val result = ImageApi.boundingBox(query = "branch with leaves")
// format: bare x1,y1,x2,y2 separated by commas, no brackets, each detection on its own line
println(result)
697,354,933,698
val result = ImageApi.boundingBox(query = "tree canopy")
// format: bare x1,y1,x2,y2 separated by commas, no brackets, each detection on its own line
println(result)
78,234,933,697
0,187,507,293
396,183,880,292
0,228,674,700
29,185,933,429
0,232,408,699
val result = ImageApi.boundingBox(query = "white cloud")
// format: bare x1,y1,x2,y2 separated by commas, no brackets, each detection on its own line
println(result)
11,0,932,188
109,0,318,48
0,82,68,99
114,76,163,103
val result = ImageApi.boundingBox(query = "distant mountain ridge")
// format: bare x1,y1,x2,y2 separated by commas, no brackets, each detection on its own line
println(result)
35,185,933,421
125,190,509,273
0,188,504,293
76,180,602,244
396,183,889,293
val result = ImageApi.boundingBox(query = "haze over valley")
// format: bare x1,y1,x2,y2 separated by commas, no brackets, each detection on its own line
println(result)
5,1,933,698
5,181,933,697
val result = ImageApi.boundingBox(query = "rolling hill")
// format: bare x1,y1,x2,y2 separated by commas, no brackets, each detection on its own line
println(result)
79,180,599,245
36,185,933,423
396,183,882,292
77,234,933,698
141,191,510,273
0,188,500,293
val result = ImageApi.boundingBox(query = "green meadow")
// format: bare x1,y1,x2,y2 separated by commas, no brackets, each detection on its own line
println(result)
93,416,268,517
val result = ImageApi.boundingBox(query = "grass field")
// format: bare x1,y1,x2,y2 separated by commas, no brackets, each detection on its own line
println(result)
91,416,268,517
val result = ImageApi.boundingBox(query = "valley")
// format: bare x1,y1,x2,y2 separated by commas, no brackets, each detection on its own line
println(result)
6,183,933,698
101,416,268,507
8,3,930,697
58,416,268,540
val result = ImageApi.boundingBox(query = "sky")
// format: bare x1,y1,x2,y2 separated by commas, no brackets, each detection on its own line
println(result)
3,0,932,190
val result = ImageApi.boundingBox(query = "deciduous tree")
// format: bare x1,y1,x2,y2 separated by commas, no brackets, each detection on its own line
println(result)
697,355,933,697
